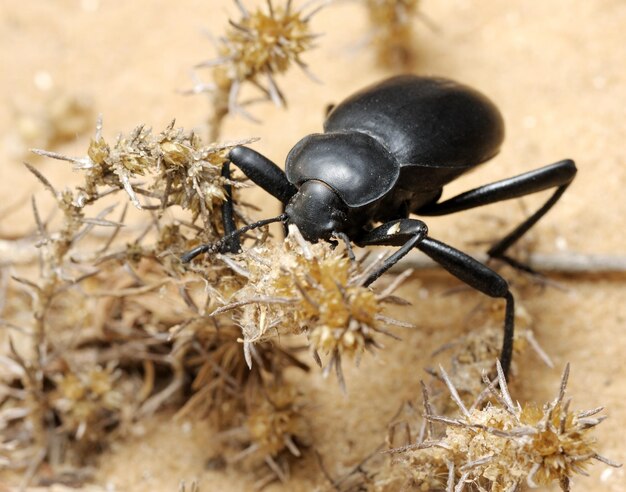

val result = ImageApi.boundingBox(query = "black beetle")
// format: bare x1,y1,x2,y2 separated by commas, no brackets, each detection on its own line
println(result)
183,75,577,377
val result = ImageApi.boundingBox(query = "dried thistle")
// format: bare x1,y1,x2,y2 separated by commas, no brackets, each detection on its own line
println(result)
192,0,324,140
0,117,259,482
173,323,308,428
8,89,94,157
212,226,411,389
363,0,423,69
385,363,621,491
226,384,310,485
404,284,554,420
34,118,252,236
50,364,124,445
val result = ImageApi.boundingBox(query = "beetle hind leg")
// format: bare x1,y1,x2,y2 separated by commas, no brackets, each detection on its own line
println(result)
485,183,570,268
416,159,577,272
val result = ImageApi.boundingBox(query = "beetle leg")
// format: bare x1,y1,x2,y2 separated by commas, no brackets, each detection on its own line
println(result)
416,159,577,268
415,238,515,379
228,146,298,205
360,222,515,377
218,146,298,252
356,218,429,285
220,161,239,252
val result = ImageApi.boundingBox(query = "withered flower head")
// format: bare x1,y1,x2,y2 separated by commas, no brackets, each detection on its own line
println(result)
245,385,308,459
213,226,412,389
51,364,123,442
364,0,422,69
226,384,310,484
192,0,324,138
33,119,253,236
388,363,621,491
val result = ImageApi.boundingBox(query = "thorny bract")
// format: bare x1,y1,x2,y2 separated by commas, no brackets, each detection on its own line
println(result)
35,118,253,235
0,119,281,483
211,226,414,391
221,384,311,486
190,0,324,140
383,363,621,491
427,293,554,411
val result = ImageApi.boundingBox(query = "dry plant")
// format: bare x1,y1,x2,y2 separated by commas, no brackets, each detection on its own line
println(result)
0,118,272,484
362,0,426,70
174,330,310,487
170,297,311,485
173,322,308,427
426,292,554,411
7,89,94,158
2,2,330,483
219,383,311,487
325,282,582,491
381,362,621,491
190,0,325,140
33,117,253,234
208,225,413,391
178,480,200,492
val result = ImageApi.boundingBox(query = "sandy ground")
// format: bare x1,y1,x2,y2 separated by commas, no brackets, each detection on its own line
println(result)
1,0,625,490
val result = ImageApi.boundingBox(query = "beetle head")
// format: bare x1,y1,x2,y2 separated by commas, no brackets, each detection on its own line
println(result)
285,180,348,242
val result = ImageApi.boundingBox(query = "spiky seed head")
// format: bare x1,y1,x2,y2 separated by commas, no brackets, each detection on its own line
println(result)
216,2,314,87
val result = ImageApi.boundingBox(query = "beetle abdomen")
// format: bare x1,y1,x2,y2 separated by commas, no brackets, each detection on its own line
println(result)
324,75,505,175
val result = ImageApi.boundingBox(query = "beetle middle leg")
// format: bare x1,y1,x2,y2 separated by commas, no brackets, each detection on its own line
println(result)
357,219,515,377
416,159,577,271
416,238,515,378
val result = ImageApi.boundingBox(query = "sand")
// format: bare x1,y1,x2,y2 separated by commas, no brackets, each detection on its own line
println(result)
1,0,625,490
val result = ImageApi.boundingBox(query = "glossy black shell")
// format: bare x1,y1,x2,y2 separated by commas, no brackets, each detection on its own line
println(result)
285,75,505,207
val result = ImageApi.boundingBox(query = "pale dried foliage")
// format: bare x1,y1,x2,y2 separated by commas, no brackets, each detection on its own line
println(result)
34,117,253,235
50,365,123,444
223,384,311,486
8,89,94,157
0,118,308,486
190,0,324,140
211,226,411,389
364,0,423,69
428,295,553,410
381,363,621,491
173,323,308,427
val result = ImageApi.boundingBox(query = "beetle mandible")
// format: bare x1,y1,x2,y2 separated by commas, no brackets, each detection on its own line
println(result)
183,75,577,377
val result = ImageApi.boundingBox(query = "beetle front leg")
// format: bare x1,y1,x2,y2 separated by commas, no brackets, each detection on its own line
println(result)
220,161,239,253
358,220,515,378
356,218,428,286
228,146,298,205
218,146,298,253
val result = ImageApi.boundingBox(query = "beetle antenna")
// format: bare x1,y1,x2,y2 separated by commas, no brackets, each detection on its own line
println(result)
181,213,288,263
